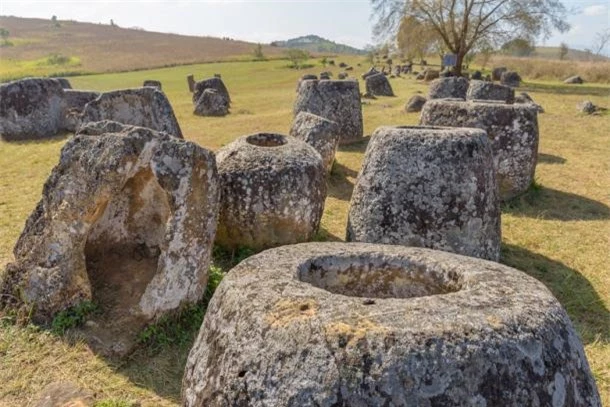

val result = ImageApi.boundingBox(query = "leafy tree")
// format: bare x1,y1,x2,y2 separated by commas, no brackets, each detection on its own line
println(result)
285,49,310,69
501,38,535,57
372,0,570,75
396,15,440,60
253,43,266,60
559,42,569,60
0,28,10,46
51,15,60,28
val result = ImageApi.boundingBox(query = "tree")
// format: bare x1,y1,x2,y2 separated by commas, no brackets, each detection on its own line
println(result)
592,29,610,57
0,28,10,46
285,49,310,69
372,0,570,75
396,15,440,60
253,43,265,60
501,38,535,57
320,57,328,67
51,15,60,28
559,42,569,60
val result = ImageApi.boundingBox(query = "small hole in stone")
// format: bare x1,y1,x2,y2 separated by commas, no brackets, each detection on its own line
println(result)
299,304,310,312
238,370,247,378
246,133,287,147
298,254,463,299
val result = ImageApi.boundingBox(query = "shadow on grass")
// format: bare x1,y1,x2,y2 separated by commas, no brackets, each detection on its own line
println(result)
328,161,357,201
337,135,370,153
537,153,566,165
521,82,610,97
503,185,609,221
0,131,71,144
501,244,610,344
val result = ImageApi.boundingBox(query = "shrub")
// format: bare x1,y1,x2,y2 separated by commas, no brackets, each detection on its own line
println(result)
46,53,71,65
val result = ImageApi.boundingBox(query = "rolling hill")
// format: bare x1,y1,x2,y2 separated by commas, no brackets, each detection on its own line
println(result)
0,16,285,80
271,35,365,55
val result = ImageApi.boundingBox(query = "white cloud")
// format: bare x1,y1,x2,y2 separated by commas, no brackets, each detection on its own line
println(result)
583,4,607,16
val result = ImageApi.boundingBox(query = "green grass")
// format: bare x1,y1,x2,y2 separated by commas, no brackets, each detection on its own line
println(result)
0,57,609,405
0,55,83,82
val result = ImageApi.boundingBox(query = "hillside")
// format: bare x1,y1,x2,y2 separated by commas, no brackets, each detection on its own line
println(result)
0,16,284,80
271,35,365,55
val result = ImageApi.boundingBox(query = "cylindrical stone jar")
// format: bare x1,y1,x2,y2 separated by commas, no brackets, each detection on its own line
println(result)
294,79,363,145
427,76,469,99
289,112,339,174
182,242,601,407
215,133,326,250
420,99,539,200
347,125,501,261
466,80,515,103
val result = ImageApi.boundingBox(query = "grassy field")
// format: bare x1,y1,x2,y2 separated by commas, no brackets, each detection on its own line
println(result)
0,57,609,406
0,16,285,81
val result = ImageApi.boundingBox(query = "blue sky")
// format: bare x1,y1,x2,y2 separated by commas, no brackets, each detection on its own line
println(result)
1,0,608,52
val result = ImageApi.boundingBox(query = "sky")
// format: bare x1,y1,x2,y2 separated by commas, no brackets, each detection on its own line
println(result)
0,0,608,52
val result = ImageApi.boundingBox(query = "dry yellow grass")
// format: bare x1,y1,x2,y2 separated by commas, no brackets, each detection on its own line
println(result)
0,57,609,405
0,16,285,81
483,54,610,83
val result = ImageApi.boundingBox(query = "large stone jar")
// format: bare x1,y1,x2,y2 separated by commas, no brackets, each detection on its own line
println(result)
215,133,326,250
420,99,539,200
182,242,601,407
347,125,501,261
294,79,363,145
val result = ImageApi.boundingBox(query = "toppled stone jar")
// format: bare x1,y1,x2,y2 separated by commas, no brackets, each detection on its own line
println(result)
80,87,183,138
365,73,394,97
294,79,363,145
289,112,339,174
182,242,601,407
420,99,539,200
0,77,66,141
215,133,326,250
347,125,500,261
0,121,219,355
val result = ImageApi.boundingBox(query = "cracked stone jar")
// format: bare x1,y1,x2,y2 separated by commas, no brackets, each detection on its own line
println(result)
347,125,501,261
182,242,600,407
215,133,326,250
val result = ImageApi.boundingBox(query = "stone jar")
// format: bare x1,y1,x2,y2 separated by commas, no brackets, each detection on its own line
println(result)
289,112,339,174
347,125,501,261
294,79,363,145
420,99,539,200
215,133,326,250
182,242,601,407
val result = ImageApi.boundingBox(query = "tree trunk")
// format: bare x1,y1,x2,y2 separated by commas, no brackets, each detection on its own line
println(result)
453,51,465,76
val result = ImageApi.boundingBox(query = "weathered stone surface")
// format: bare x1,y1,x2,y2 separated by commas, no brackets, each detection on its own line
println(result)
365,73,394,97
564,75,584,84
183,242,600,407
143,80,162,89
62,90,101,132
0,78,66,141
215,133,326,250
361,67,379,80
471,70,483,80
501,71,521,87
491,66,507,81
337,72,347,80
187,74,195,92
428,76,469,99
421,99,539,200
577,100,596,114
294,79,363,145
192,77,230,105
56,78,72,89
515,92,545,113
347,126,500,261
193,89,229,117
80,87,183,138
319,71,332,80
466,80,515,103
0,121,219,355
290,112,339,174
404,95,426,112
